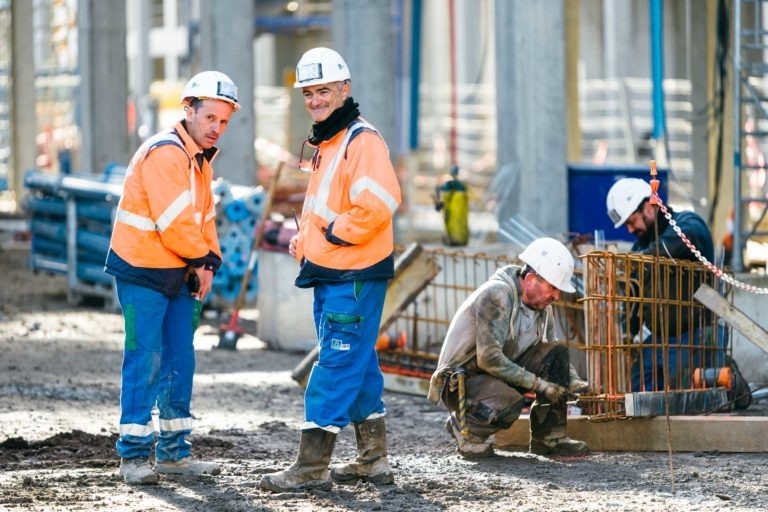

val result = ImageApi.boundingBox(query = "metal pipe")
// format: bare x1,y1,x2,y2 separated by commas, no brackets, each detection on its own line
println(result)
734,0,744,272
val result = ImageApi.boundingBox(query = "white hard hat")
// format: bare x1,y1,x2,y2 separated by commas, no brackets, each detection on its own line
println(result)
605,178,652,228
294,47,351,88
519,237,576,293
180,71,240,111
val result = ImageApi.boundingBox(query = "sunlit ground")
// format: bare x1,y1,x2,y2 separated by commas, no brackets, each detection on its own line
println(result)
0,191,17,214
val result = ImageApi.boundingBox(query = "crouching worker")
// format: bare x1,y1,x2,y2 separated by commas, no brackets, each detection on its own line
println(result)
428,237,589,458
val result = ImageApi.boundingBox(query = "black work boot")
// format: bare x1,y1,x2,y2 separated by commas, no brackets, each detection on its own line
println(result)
727,356,752,410
331,417,395,485
260,428,337,492
444,416,494,458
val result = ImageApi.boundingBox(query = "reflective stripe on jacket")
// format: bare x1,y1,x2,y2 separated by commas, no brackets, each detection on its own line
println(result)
296,118,401,274
106,121,221,295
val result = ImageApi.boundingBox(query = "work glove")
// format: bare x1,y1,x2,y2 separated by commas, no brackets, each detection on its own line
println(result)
568,365,589,394
533,377,567,403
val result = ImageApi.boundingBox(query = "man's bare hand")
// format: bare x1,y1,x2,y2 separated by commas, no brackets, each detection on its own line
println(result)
193,267,213,301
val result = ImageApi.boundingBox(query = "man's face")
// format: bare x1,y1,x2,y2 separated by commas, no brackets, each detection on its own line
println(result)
185,99,234,149
302,81,349,123
520,272,561,311
624,202,656,238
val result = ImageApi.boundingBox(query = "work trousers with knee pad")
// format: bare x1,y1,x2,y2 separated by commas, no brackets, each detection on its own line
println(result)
443,342,571,441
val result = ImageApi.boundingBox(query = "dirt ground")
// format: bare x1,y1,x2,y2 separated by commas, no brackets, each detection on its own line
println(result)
1,234,767,512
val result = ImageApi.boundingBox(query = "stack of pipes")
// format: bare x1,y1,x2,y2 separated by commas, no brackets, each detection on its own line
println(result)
24,167,124,289
23,168,265,309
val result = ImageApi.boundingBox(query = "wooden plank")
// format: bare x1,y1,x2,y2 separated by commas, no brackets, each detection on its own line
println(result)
495,414,768,452
382,372,431,396
379,243,441,333
694,283,768,355
624,389,728,417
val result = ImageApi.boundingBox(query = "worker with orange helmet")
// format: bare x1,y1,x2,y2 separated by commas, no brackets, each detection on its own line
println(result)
106,71,240,484
428,238,590,458
260,48,401,493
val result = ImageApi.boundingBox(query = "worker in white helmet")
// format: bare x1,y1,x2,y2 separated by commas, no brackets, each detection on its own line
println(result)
427,237,590,458
605,178,750,408
259,47,401,493
106,70,240,484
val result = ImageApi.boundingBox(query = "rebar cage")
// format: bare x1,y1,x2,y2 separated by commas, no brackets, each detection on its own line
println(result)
579,251,733,420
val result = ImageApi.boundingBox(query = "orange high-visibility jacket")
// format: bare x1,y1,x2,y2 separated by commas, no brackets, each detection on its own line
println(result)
296,119,401,272
109,121,221,277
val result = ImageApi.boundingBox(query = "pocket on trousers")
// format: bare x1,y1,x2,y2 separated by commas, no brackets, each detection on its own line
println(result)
318,312,362,368
124,303,137,351
192,300,203,332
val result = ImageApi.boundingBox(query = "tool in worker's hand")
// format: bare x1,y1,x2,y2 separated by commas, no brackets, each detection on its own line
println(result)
291,208,300,230
216,162,284,350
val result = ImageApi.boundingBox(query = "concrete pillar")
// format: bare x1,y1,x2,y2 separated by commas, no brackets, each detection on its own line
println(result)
199,0,257,186
127,0,150,96
126,0,151,149
280,33,324,160
10,1,36,208
332,0,397,158
690,0,716,221
565,0,581,163
494,0,568,234
78,0,130,173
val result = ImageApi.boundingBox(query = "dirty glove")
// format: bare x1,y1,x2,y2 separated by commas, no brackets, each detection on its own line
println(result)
533,377,567,403
568,365,589,394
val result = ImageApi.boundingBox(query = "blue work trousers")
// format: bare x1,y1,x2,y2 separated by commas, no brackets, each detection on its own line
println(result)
304,280,388,430
631,326,727,392
115,279,202,461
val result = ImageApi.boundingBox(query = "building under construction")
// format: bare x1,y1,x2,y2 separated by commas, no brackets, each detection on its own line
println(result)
1,0,768,448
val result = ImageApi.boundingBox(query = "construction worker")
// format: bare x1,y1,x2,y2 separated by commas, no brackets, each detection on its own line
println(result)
105,71,240,484
259,47,402,492
605,178,750,408
428,237,590,458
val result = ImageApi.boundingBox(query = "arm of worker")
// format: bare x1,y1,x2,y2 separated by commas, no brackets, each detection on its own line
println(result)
324,131,402,246
568,364,589,394
472,286,539,390
639,212,712,261
191,265,214,301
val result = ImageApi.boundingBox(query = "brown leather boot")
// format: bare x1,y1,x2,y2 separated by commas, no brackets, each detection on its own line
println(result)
260,428,337,492
331,417,394,485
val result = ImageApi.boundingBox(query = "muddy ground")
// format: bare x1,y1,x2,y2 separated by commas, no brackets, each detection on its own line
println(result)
1,235,767,512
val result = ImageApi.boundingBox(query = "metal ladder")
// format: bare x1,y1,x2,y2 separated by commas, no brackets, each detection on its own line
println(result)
734,0,768,270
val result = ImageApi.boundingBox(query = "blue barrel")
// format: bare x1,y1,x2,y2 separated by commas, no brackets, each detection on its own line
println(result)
568,164,668,242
